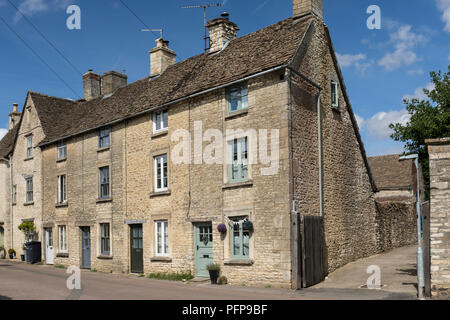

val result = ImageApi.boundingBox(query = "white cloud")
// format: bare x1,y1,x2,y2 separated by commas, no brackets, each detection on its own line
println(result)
406,69,424,76
378,25,428,71
354,114,365,129
0,128,8,140
13,0,73,23
336,53,373,73
403,82,435,101
358,110,411,139
436,0,450,33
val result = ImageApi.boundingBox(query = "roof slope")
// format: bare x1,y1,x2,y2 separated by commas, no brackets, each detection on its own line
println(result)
34,17,311,145
368,154,413,190
0,125,19,159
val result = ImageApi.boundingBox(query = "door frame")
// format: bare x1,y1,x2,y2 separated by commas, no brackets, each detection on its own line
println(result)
193,222,214,278
44,228,54,265
129,224,144,274
80,226,91,269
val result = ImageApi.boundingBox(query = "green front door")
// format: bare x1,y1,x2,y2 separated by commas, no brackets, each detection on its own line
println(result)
130,224,143,274
194,223,213,278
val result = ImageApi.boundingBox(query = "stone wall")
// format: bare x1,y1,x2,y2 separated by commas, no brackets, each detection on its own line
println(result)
375,200,417,252
291,18,379,274
0,160,10,249
427,137,450,299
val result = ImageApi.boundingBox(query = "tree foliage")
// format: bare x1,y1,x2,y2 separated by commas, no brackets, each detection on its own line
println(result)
389,66,450,199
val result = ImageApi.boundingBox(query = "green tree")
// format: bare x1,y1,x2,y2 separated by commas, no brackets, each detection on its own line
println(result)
389,66,450,200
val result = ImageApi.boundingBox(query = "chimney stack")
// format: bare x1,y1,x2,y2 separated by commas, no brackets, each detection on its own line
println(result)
293,0,323,19
9,103,21,130
207,13,239,53
101,71,128,96
149,38,176,77
83,70,101,101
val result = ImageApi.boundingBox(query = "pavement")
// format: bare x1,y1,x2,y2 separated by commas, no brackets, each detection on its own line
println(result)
0,245,418,300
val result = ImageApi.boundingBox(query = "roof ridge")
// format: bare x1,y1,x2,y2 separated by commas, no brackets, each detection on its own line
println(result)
29,91,78,103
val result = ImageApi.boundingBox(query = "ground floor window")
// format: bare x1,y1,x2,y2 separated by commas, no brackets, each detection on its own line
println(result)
100,223,110,255
155,220,168,256
58,225,67,252
230,217,250,259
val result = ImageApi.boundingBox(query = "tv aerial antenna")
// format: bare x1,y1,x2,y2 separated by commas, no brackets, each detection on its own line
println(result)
141,28,163,39
181,3,222,52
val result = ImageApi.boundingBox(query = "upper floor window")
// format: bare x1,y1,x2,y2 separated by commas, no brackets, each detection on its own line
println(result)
12,185,17,205
99,166,110,199
57,141,67,160
155,220,169,256
154,154,168,192
57,175,67,204
331,81,339,109
100,223,111,255
227,83,248,114
98,128,110,149
228,137,248,183
26,135,33,158
25,177,33,203
153,110,168,134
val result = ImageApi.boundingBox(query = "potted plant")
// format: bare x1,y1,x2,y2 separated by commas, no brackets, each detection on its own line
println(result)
217,223,227,234
8,248,16,259
18,221,36,242
206,263,220,285
0,246,5,259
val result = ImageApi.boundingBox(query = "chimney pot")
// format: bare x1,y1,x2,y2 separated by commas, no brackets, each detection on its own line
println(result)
9,103,21,130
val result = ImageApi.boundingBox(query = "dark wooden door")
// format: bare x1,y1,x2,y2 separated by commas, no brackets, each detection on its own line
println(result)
81,227,91,269
130,224,143,274
299,215,327,288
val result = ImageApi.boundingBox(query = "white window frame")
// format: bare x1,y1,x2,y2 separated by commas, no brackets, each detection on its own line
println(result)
57,175,67,204
26,135,33,158
57,141,67,160
59,225,67,253
25,177,33,203
331,81,339,108
227,82,248,114
155,220,169,256
98,127,111,149
153,109,169,134
12,184,17,204
227,137,248,183
154,154,168,192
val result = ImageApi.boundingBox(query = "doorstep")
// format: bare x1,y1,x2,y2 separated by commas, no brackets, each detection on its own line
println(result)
188,277,209,283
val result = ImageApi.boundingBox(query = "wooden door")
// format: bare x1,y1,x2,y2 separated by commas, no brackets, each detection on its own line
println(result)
130,224,143,274
194,223,213,278
81,227,91,269
45,228,54,265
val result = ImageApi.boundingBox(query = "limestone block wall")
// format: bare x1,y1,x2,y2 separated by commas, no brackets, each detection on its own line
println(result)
427,138,450,299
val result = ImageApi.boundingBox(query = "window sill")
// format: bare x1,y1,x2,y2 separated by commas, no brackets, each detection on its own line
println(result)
96,198,112,203
56,158,67,163
224,259,254,266
23,202,34,206
97,254,113,260
56,203,68,208
225,109,248,120
150,190,171,198
150,256,172,262
222,180,253,190
24,157,34,162
97,146,110,153
152,129,169,139
56,252,69,258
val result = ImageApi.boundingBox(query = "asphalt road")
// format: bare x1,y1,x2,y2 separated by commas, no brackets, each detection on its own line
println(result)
0,246,418,300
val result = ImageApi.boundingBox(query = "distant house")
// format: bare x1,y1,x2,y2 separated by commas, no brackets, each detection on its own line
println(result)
369,154,425,202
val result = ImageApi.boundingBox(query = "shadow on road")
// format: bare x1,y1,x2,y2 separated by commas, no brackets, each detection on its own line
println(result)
0,295,12,300
397,265,417,277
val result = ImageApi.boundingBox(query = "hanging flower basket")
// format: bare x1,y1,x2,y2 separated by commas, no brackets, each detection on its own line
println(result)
217,223,227,233
243,221,254,231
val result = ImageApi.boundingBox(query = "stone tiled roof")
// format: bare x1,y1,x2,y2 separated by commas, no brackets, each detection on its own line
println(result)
368,154,413,190
0,125,19,159
32,17,312,146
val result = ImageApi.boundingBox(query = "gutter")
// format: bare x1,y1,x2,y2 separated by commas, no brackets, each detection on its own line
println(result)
38,64,288,148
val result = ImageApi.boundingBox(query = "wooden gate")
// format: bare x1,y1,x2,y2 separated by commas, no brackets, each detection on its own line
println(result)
421,201,431,298
298,214,327,288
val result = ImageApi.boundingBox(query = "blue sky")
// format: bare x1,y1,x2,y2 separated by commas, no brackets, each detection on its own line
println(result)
0,0,449,156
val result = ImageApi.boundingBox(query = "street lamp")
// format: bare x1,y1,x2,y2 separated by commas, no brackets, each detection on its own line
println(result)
399,154,424,299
